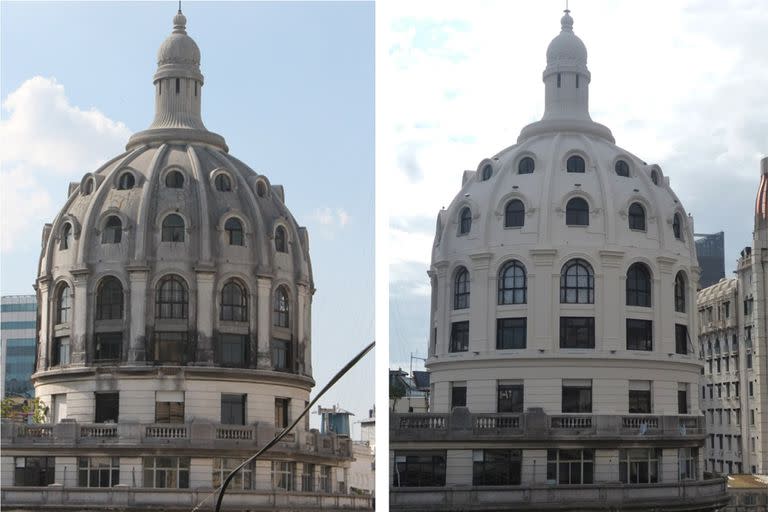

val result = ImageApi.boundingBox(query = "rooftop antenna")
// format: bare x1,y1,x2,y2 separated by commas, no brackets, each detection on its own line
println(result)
565,0,570,13
178,0,181,12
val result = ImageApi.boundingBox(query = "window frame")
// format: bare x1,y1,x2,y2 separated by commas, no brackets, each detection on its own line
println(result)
496,317,527,350
565,197,589,226
626,263,652,307
273,286,290,328
546,449,594,484
449,321,469,352
504,199,525,228
473,449,522,486
142,456,190,489
458,207,472,235
626,318,653,351
220,281,247,322
559,317,595,349
566,155,586,173
155,276,188,319
453,267,469,310
224,218,244,246
518,156,535,175
498,260,527,305
560,259,594,304
78,456,120,488
161,214,185,242
628,203,646,231
561,383,592,413
96,277,123,320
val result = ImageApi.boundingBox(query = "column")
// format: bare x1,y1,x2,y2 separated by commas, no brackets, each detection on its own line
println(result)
69,268,89,365
657,257,676,354
37,278,51,370
195,269,215,364
530,249,557,351
469,252,492,353
297,282,311,376
127,266,149,363
599,250,624,351
434,262,449,356
256,276,272,369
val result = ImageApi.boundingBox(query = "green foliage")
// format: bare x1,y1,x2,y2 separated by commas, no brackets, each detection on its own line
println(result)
1,397,48,423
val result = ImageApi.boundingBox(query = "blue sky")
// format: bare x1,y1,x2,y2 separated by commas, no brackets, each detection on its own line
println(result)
0,1,374,433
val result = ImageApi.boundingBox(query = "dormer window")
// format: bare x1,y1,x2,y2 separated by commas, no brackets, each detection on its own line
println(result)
458,207,472,235
615,160,630,177
118,172,135,190
480,164,492,181
566,156,585,173
518,157,535,175
165,171,184,189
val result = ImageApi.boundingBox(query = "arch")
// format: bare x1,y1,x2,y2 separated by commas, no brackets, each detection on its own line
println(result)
651,169,660,186
224,217,244,246
275,225,288,253
479,160,493,181
55,282,72,324
504,199,525,228
101,216,123,244
161,213,185,242
453,266,469,310
60,223,73,250
273,285,290,328
220,280,247,322
560,258,594,304
458,207,472,235
214,173,232,192
82,177,94,196
566,197,589,226
675,271,687,313
164,169,185,188
566,155,586,173
498,260,527,305
673,213,684,240
615,159,630,177
117,171,136,190
628,202,646,231
626,262,652,307
518,156,535,175
96,276,123,320
155,275,188,319
255,179,268,198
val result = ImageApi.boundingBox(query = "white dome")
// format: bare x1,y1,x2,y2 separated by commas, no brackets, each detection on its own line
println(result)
545,11,587,66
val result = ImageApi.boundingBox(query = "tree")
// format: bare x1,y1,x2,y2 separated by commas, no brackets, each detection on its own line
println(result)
390,380,406,412
1,397,48,423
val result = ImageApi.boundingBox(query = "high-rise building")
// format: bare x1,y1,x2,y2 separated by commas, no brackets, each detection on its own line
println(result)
696,232,726,290
389,9,729,511
1,10,369,510
1,295,37,398
698,157,768,476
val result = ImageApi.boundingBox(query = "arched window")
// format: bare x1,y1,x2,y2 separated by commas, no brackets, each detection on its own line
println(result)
480,164,492,181
161,214,185,242
615,160,630,177
56,284,71,324
518,157,535,174
156,275,188,319
566,155,585,173
627,263,652,307
673,213,683,240
165,170,184,188
651,170,660,185
459,207,472,235
454,267,469,309
498,261,527,305
560,259,594,304
566,197,589,226
83,179,94,195
275,226,287,253
117,172,135,190
256,181,267,197
101,216,122,244
214,173,232,192
221,281,247,322
675,272,686,313
225,218,244,246
504,199,525,228
96,277,123,320
60,223,73,250
273,286,290,328
628,203,646,231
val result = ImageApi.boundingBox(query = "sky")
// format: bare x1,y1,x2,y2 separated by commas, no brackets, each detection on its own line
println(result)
380,0,768,370
0,1,375,436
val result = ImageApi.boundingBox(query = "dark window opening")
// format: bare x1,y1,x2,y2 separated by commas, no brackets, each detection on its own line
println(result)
481,164,492,181
272,339,292,371
214,173,231,191
473,450,521,486
155,400,184,423
498,261,526,304
219,334,248,368
78,456,119,487
566,155,586,173
459,207,472,235
175,78,180,94
628,203,646,230
562,384,592,413
450,321,469,352
155,276,188,319
95,332,122,361
165,171,184,189
275,226,287,252
565,197,589,225
675,324,689,354
674,272,686,312
97,277,123,320
221,394,246,425
557,73,561,88
518,156,535,174
628,389,651,414
95,392,119,423
504,199,525,227
161,214,185,242
117,172,135,190
547,449,594,485
14,457,55,486
101,216,122,244
497,384,523,413
153,332,187,364
273,287,290,328
453,267,469,310
560,317,595,349
451,384,466,408
220,281,247,321
626,319,653,351
393,452,446,487
560,259,594,303
275,398,290,428
615,160,630,177
626,263,651,307
497,318,526,350
225,218,244,246
51,336,70,366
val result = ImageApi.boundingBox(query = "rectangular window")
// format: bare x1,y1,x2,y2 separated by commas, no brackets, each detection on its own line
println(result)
393,451,446,487
619,448,661,484
272,339,292,371
497,383,524,413
678,448,698,480
675,324,688,354
95,392,119,423
155,391,184,423
78,456,119,487
51,336,70,366
559,317,595,349
302,463,316,492
95,332,122,361
221,394,246,425
142,456,189,488
724,302,730,318
14,457,55,486
212,458,253,490
275,398,290,428
473,449,522,485
751,410,755,425
52,393,67,423
220,334,248,368
562,380,592,413
496,318,526,349
271,461,295,491
451,382,467,408
546,449,593,484
319,465,332,493
677,383,689,414
747,353,753,369
450,321,469,352
154,332,187,364
628,381,651,414
626,319,653,351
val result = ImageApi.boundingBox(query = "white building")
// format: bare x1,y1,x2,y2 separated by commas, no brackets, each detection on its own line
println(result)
1,10,369,511
698,157,768,476
390,9,729,511
1,295,37,398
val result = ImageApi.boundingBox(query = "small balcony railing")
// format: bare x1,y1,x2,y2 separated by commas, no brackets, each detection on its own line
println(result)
398,415,446,430
80,425,118,438
145,425,188,439
474,414,521,431
551,415,592,429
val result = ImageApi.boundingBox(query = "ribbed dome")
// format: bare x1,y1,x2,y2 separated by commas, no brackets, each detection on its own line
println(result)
157,11,201,67
546,10,588,66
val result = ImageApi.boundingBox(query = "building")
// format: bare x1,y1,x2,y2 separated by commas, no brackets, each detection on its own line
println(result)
1,295,37,398
389,368,429,413
723,474,768,511
698,157,768,477
695,232,726,290
0,10,370,511
390,9,729,511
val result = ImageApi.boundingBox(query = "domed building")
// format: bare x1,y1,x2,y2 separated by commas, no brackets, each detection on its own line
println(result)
390,10,729,511
1,10,370,511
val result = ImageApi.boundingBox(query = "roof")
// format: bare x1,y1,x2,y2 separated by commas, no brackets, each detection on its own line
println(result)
727,474,768,489
412,371,430,390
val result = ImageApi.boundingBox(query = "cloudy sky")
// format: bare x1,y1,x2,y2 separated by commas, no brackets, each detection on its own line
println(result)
380,0,768,370
0,2,374,434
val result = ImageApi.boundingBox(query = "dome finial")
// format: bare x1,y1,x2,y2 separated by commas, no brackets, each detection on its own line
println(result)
561,1,574,32
173,4,187,35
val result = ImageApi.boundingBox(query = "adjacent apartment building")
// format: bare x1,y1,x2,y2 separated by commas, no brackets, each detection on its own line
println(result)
1,295,37,398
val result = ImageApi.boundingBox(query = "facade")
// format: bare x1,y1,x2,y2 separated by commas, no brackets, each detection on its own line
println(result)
1,295,37,398
723,474,768,511
390,9,729,511
0,10,370,511
698,157,768,477
695,232,726,290
350,407,376,496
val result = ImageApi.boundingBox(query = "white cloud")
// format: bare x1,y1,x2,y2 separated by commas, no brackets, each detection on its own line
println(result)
0,165,53,252
311,206,351,228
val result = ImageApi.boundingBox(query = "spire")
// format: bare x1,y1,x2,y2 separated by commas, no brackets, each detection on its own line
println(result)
172,9,187,34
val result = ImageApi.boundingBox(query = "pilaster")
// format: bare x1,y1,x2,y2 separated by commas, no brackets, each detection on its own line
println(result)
256,275,273,369
127,264,149,363
69,268,89,365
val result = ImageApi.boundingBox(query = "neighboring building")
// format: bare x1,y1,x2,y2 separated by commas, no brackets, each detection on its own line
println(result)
698,157,768,477
319,405,353,437
389,368,429,413
0,10,369,511
1,295,37,398
723,474,768,511
696,232,726,290
390,9,728,511
317,405,375,496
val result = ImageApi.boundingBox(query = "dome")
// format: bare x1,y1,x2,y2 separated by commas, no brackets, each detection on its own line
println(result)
156,10,201,71
546,11,587,66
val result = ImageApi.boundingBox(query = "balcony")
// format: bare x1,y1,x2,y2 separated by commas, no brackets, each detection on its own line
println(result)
391,408,706,443
2,420,353,459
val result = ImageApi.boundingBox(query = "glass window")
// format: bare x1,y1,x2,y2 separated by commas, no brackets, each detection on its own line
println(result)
626,319,653,351
562,383,592,413
273,286,290,328
560,259,594,304
165,171,184,188
101,216,122,244
674,272,686,312
14,457,55,486
504,199,525,228
272,339,292,371
275,226,287,253
155,399,184,423
451,383,466,408
302,463,316,492
565,197,589,225
60,223,73,250
83,178,94,195
615,160,630,177
94,392,119,423
275,398,290,428
214,173,232,192
220,281,247,321
272,461,296,491
225,218,244,246
496,318,526,349
142,457,189,488
518,157,535,174
51,336,70,366
220,334,248,368
153,332,187,364
221,394,246,425
626,263,651,307
393,451,446,487
560,317,595,349
117,172,135,190
547,449,593,484
498,261,526,305
95,332,122,361
78,456,120,487
497,384,523,413
450,321,469,352
453,267,469,310
97,277,123,320
673,213,683,240
566,155,586,173
678,384,689,414
458,207,471,235
651,170,660,185
473,449,522,485
56,284,71,324
628,385,651,414
213,458,253,490
161,214,185,242
628,203,646,231
480,164,492,181
675,324,689,354
155,276,188,319
619,449,661,484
